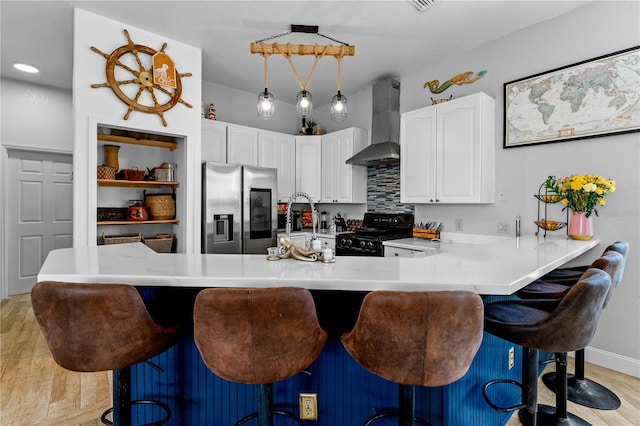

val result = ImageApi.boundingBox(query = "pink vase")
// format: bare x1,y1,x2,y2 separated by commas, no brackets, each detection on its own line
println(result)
568,212,593,240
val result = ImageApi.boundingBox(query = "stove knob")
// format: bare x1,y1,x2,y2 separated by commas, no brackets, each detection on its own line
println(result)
359,241,366,248
344,238,352,246
367,241,374,248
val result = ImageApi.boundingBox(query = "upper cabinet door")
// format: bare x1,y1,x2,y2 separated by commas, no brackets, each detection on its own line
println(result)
201,119,227,163
436,94,484,203
227,125,259,166
259,131,296,202
400,107,437,203
295,136,322,202
321,128,367,204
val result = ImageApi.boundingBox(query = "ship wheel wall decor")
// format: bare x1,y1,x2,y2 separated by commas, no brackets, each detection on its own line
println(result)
91,29,192,126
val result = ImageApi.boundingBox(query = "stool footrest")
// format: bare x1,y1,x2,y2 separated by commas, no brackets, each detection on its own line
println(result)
101,399,171,426
482,379,526,413
363,411,430,426
235,410,304,426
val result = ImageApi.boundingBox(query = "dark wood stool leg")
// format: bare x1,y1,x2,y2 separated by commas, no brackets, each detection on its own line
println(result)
537,352,591,426
542,349,621,410
519,347,538,426
398,384,415,426
113,367,131,426
258,383,274,426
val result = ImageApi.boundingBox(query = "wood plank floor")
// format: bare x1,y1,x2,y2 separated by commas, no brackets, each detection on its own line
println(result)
2,293,639,425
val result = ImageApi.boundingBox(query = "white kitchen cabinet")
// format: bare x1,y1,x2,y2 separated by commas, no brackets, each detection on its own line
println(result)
384,246,428,258
227,124,259,166
259,130,296,202
321,127,368,204
295,136,322,202
201,119,227,163
400,92,495,204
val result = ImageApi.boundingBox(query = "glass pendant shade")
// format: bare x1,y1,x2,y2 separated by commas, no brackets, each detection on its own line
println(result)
296,90,313,117
330,91,348,121
257,88,275,119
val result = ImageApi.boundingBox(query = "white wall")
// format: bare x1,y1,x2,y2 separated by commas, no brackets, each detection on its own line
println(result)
202,80,299,134
398,1,640,374
1,78,72,152
72,8,202,253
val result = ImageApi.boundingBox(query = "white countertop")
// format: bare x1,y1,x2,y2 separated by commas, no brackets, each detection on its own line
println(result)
38,233,600,295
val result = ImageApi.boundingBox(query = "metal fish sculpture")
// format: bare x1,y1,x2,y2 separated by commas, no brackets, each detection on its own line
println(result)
424,70,487,94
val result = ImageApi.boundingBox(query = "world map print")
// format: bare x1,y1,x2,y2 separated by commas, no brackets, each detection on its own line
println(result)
505,47,640,147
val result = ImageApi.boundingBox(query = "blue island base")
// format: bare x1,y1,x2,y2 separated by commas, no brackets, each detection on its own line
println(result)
129,290,545,425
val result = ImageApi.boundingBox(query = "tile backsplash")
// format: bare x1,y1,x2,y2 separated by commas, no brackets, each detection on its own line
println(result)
367,164,415,214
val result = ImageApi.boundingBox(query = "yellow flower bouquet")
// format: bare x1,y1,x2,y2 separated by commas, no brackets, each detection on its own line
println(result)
546,174,616,218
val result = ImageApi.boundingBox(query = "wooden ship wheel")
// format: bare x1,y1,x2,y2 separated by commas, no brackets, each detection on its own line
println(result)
91,29,192,126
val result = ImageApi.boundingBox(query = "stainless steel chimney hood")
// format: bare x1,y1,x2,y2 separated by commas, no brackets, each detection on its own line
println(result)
346,78,400,167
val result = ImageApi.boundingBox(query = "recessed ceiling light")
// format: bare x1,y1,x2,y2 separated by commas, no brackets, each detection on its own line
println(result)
14,63,39,73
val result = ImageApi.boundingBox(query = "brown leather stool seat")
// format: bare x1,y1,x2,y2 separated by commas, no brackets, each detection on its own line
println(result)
193,287,327,426
31,281,181,426
341,291,484,426
482,268,612,426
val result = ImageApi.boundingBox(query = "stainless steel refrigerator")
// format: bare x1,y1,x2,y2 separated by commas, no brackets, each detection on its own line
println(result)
202,162,277,254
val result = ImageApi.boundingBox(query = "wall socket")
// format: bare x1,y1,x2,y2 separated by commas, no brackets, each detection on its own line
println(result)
299,393,318,421
455,219,463,231
497,222,511,234
508,347,515,370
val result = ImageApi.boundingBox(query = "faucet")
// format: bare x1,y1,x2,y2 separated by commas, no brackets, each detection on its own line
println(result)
285,192,318,241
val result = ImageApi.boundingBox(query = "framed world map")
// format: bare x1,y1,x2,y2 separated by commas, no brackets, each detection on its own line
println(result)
504,46,640,148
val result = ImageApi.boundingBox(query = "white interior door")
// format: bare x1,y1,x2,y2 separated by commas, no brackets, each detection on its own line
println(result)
7,150,73,295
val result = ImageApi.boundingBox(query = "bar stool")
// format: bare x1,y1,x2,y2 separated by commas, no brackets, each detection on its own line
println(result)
31,281,181,426
517,242,629,410
482,268,612,426
193,287,327,426
541,242,628,411
341,290,484,426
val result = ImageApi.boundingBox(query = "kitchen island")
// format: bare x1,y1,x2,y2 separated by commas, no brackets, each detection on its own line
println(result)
37,234,600,426
38,233,598,295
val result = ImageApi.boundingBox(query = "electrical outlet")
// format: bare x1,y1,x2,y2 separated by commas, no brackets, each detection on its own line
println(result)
497,222,511,234
455,219,463,231
508,347,515,370
299,393,318,421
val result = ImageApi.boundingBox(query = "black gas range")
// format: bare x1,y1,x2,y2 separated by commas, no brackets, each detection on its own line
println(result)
336,212,414,257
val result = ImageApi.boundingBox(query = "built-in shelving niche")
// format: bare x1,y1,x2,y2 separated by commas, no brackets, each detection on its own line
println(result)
94,123,188,253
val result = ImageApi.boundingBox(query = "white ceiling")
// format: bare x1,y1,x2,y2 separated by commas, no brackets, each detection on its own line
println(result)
1,0,592,107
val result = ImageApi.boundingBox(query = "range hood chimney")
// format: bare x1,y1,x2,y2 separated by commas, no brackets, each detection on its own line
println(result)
346,78,400,167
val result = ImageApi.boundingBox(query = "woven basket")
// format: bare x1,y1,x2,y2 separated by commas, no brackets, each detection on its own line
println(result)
102,232,142,245
122,168,146,181
97,165,116,180
97,207,127,222
145,193,175,220
143,234,174,253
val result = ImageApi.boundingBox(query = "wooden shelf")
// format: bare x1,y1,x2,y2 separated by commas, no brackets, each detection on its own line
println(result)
97,219,180,226
98,179,179,188
97,133,178,151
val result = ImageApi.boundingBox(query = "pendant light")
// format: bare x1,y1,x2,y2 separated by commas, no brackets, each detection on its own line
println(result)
250,26,355,120
330,53,347,121
296,90,313,117
257,53,275,119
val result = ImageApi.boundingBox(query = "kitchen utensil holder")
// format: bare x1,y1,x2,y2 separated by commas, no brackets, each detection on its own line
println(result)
413,229,440,240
